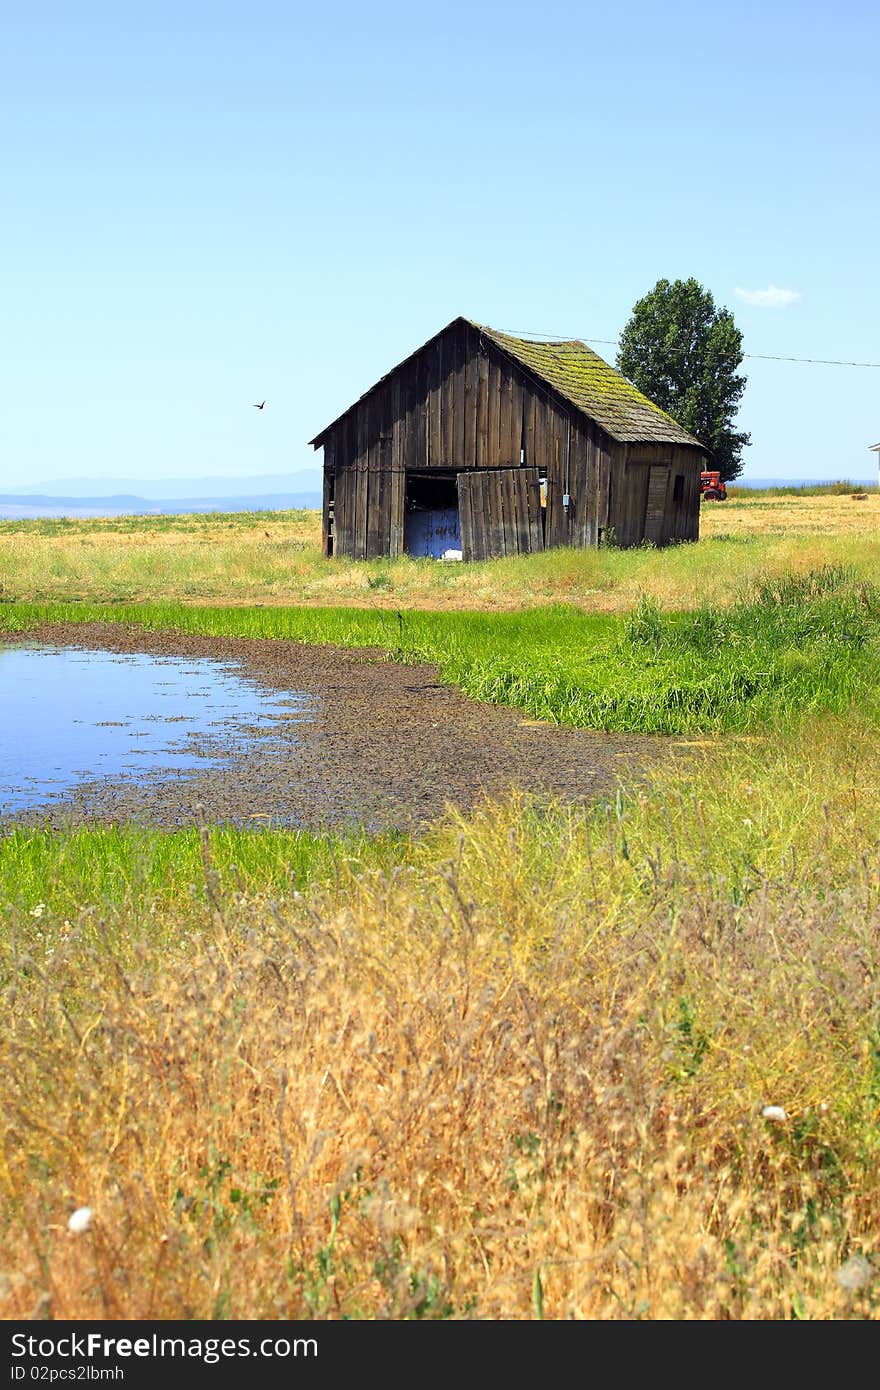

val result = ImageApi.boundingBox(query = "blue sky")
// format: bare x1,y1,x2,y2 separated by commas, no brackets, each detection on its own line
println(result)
2,0,878,491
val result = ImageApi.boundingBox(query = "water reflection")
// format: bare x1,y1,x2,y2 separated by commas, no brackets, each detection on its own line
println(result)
0,644,312,815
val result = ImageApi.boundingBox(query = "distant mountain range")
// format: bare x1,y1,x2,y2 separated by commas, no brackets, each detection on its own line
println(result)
0,472,321,500
0,473,322,519
0,493,321,520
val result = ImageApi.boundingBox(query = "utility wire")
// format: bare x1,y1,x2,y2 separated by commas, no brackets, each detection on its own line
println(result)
496,327,880,368
740,352,880,367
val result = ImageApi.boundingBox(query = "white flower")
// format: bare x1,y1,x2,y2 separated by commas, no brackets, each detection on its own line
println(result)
30,904,47,919
761,1105,788,1122
68,1207,93,1234
836,1256,873,1291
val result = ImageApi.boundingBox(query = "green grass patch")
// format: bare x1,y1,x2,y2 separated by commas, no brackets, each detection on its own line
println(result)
3,564,877,735
0,822,409,919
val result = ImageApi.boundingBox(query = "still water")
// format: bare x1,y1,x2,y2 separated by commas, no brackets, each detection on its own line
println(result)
0,644,311,815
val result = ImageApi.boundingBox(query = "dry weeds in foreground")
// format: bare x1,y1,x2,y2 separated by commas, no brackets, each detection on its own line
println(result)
3,721,880,1319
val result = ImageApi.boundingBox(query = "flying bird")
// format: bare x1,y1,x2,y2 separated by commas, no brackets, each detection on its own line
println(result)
252,400,266,410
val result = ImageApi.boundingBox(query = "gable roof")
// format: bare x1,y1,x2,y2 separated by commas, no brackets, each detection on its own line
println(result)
310,316,704,450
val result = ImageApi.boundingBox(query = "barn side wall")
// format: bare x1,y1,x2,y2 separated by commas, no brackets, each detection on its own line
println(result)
321,322,697,558
607,442,703,548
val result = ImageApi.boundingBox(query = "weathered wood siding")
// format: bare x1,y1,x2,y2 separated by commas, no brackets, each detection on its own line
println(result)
458,467,544,561
607,442,703,548
320,320,701,557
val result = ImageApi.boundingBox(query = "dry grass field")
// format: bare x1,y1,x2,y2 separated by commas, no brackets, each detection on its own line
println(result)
2,491,880,612
705,489,880,537
3,487,880,1320
4,718,880,1320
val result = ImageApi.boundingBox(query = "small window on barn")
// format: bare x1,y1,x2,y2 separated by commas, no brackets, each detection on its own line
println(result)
673,474,685,502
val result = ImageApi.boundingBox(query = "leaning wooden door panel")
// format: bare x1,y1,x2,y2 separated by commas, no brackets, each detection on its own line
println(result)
457,472,488,561
458,468,543,560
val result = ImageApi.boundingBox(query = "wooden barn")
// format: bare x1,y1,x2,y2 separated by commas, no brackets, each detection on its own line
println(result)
309,316,706,560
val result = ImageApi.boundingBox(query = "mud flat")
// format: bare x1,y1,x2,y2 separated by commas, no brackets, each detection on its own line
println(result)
2,622,685,832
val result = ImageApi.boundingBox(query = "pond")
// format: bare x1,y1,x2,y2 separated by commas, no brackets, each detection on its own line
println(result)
0,643,313,817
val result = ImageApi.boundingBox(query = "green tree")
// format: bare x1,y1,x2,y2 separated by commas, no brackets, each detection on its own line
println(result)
616,277,750,482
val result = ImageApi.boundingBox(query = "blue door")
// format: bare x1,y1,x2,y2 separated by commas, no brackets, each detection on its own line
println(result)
404,506,461,558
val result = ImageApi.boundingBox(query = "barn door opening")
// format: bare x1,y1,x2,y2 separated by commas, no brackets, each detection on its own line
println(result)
457,468,544,562
403,472,461,558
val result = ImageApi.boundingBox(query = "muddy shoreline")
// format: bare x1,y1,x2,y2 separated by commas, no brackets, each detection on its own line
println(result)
2,623,685,832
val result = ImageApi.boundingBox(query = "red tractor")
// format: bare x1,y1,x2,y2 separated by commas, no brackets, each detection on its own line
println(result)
700,470,727,501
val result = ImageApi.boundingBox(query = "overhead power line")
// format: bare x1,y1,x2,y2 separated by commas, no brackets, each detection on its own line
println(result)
496,327,880,369
740,352,880,368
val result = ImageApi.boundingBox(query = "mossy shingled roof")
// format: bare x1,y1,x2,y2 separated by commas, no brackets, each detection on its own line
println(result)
473,322,703,447
309,316,704,449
